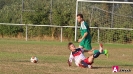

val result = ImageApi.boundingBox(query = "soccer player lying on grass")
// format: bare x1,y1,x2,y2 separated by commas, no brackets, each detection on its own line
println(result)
67,42,103,68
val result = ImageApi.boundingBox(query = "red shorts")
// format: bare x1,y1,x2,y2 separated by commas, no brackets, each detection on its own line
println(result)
83,57,93,65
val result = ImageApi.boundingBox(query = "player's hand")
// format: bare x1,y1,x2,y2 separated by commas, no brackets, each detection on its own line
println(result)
78,38,82,42
68,60,72,67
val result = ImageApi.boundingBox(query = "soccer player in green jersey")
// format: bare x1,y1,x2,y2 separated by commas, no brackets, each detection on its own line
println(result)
77,14,108,56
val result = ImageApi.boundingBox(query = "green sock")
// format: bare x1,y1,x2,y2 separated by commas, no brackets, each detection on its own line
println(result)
93,49,105,54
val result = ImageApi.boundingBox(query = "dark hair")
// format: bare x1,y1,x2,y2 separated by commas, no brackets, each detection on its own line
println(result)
68,42,73,49
77,14,83,18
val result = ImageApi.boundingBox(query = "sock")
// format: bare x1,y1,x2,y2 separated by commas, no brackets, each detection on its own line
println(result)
93,51,100,58
93,49,105,54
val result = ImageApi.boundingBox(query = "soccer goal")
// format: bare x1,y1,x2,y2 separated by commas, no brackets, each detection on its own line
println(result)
75,0,133,43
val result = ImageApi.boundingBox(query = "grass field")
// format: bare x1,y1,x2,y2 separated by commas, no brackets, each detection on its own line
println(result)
0,39,133,74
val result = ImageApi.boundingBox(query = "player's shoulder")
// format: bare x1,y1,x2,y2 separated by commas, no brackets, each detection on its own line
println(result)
81,21,88,29
81,21,85,25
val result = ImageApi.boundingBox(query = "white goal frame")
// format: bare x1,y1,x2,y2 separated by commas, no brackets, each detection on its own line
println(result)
75,0,133,41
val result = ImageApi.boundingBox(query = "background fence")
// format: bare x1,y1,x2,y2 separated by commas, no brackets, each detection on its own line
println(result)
0,0,133,43
1,23,133,44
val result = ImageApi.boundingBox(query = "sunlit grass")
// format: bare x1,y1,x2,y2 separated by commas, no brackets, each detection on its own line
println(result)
0,40,133,74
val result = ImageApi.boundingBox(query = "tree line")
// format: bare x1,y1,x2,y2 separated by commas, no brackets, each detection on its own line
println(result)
0,0,133,43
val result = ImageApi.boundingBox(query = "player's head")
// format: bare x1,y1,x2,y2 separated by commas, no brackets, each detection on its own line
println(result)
77,14,83,23
68,42,76,51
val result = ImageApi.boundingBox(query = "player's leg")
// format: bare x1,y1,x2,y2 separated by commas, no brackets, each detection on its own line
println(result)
93,49,108,54
80,52,101,69
93,44,108,57
79,58,92,68
86,50,101,66
79,44,94,55
83,39,94,55
79,50,102,69
88,48,102,62
84,43,108,57
84,39,92,51
79,40,92,52
80,39,108,57
88,55,94,63
84,40,101,56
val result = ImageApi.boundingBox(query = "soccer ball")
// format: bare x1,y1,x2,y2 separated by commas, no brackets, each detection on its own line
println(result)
30,56,38,63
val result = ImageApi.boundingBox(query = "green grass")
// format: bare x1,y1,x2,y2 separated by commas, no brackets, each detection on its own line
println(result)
0,39,133,74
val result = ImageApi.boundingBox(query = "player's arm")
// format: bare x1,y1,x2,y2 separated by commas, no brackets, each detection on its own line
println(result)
79,33,88,42
68,52,73,66
81,32,88,40
68,60,72,66
78,32,88,42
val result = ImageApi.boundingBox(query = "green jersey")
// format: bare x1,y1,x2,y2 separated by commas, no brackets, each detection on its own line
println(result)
80,21,91,40
79,21,92,50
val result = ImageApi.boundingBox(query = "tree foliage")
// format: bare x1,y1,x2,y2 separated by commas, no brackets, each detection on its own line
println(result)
0,0,133,43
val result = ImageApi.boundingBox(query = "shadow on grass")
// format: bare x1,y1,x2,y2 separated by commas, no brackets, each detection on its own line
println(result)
12,60,30,62
0,60,30,63
92,64,133,69
92,66,112,69
119,65,133,67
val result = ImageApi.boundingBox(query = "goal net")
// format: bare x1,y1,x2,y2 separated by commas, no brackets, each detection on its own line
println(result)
75,0,133,43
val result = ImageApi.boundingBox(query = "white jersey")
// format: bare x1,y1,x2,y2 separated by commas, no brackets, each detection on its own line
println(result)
68,48,85,66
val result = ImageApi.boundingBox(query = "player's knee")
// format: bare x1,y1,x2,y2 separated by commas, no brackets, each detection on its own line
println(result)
88,57,94,63
88,51,93,55
93,52,100,58
80,60,88,68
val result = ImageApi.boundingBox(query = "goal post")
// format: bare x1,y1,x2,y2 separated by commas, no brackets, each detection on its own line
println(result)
75,0,133,43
